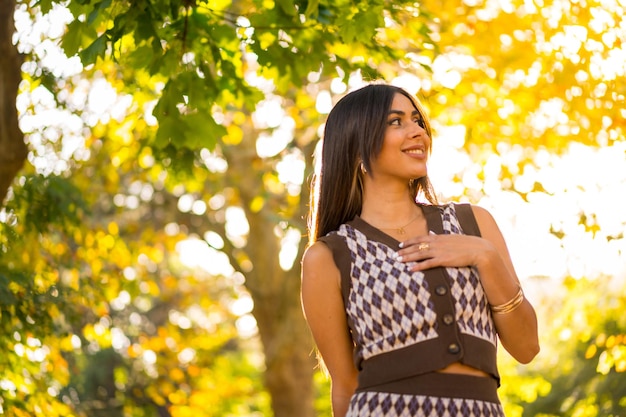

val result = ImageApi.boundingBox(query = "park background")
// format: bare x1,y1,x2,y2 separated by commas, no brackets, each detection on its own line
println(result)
0,0,624,416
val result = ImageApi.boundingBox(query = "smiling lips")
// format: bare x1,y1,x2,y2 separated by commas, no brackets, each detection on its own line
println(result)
403,147,425,156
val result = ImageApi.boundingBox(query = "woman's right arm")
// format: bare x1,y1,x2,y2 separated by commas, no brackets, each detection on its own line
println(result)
301,241,358,417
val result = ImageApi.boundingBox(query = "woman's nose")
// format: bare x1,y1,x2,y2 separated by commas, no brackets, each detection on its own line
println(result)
409,121,425,138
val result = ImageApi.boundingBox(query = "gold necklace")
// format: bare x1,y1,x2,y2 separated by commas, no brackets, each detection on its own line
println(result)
380,212,421,235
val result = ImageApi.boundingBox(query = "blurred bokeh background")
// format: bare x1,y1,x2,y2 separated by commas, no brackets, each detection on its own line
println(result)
0,1,624,416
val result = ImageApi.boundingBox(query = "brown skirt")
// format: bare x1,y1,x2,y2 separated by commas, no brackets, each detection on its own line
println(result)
347,372,504,417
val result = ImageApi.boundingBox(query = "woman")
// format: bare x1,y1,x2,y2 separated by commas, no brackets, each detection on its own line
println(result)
301,83,539,416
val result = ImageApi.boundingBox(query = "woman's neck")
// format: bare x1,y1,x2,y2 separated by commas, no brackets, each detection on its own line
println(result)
360,181,421,228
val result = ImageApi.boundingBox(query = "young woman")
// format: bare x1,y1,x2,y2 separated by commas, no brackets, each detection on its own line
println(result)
301,83,539,416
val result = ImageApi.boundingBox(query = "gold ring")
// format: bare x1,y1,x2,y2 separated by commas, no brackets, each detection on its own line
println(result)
418,242,429,251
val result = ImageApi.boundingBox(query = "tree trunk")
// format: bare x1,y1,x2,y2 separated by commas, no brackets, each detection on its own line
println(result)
248,262,317,417
243,210,318,417
0,0,27,205
225,122,318,417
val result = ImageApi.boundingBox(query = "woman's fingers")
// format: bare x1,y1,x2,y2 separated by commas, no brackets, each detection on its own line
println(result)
396,233,483,270
395,236,434,262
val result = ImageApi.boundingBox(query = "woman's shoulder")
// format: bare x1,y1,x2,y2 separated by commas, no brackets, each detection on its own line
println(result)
465,204,497,225
452,203,501,238
307,228,352,261
301,240,342,290
303,240,333,263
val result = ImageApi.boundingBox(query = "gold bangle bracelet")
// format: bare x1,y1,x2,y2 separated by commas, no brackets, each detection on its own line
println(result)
490,287,525,315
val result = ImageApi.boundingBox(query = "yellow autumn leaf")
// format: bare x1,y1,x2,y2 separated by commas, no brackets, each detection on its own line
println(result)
169,367,185,383
249,195,264,213
168,389,187,405
585,344,597,359
171,405,196,417
258,32,276,49
107,221,119,235
224,124,243,145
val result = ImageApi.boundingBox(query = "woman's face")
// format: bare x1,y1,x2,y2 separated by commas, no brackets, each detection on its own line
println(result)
368,93,430,181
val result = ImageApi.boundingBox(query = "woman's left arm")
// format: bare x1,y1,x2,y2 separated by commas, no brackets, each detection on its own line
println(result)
469,205,540,364
397,205,540,363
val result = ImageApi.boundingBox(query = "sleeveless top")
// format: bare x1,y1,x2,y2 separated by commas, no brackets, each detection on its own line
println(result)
318,203,500,391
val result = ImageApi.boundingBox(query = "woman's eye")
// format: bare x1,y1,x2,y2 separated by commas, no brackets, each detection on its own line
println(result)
388,118,401,126
415,119,426,129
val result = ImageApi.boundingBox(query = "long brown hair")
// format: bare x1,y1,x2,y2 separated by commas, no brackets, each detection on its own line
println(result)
307,84,438,245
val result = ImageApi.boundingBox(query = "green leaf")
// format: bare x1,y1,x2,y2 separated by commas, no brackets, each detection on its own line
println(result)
127,45,155,69
182,113,225,149
276,0,297,16
154,115,179,148
79,34,108,65
34,0,54,14
153,111,225,151
304,0,319,18
7,174,88,234
62,20,97,57
135,11,158,45
351,7,383,44
87,0,112,26
152,81,179,118
108,8,138,43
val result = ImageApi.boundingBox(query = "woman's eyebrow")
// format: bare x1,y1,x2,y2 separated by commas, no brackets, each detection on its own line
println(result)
388,109,421,116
